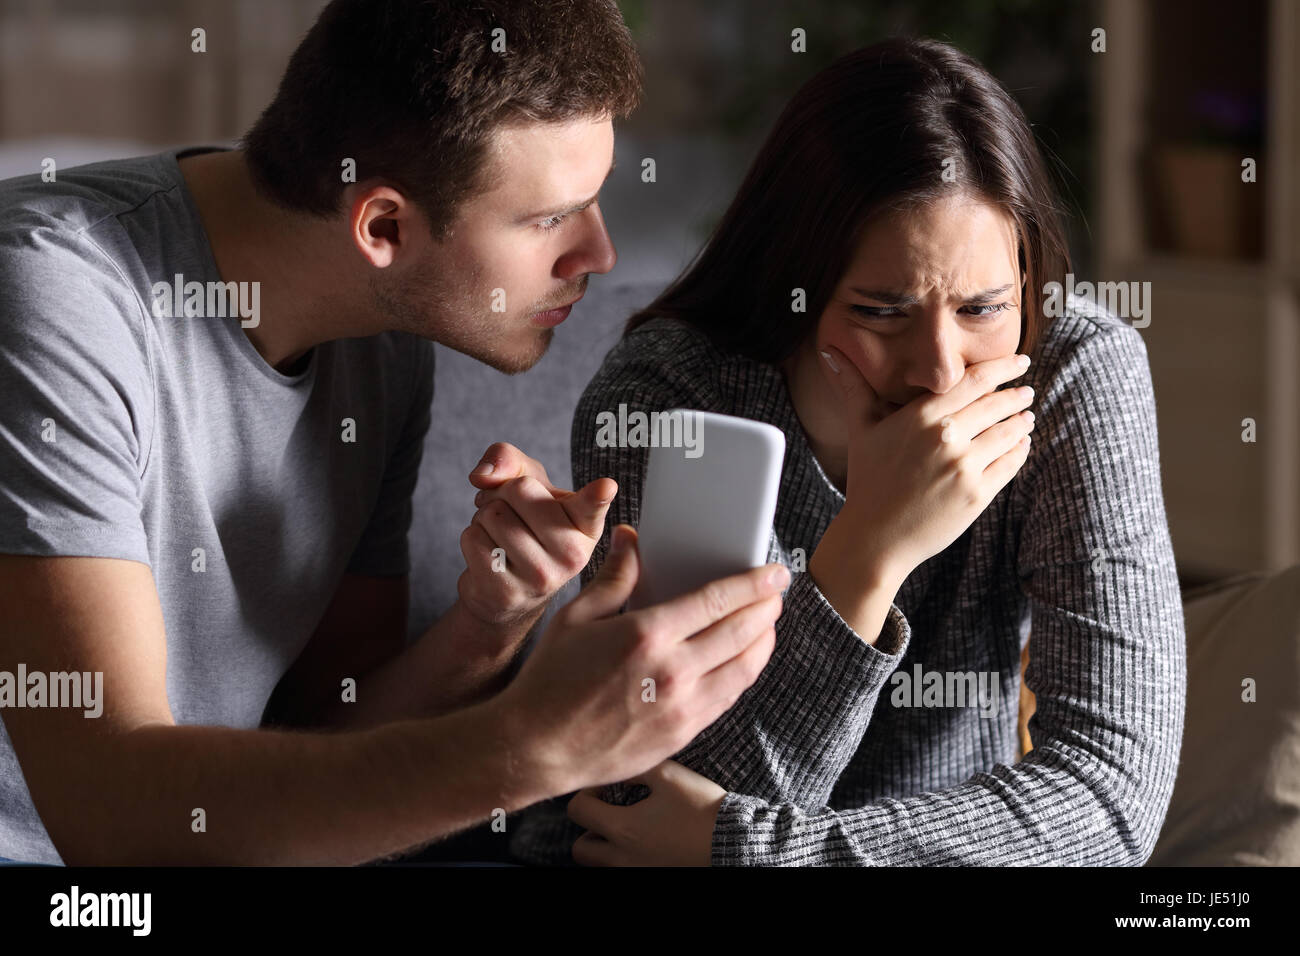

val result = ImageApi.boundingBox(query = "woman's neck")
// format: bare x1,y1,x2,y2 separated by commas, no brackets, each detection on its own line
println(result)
779,343,849,494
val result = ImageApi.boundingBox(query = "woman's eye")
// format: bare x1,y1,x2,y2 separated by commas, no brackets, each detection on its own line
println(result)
961,303,1009,317
849,302,1010,320
850,305,901,319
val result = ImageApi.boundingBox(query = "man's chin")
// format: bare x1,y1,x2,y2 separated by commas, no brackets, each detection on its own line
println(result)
463,326,554,375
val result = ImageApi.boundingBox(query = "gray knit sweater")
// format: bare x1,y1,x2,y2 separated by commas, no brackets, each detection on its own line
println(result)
509,295,1186,866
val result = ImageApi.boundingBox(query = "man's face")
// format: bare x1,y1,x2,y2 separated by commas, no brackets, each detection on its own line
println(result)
373,115,618,374
813,193,1023,419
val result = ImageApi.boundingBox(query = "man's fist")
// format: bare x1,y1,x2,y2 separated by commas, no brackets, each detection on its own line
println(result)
457,442,617,626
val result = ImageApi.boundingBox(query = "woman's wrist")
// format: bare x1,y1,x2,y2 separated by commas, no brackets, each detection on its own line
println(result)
809,518,908,644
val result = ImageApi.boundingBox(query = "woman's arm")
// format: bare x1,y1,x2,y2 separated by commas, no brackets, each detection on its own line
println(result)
569,328,913,809
710,323,1186,865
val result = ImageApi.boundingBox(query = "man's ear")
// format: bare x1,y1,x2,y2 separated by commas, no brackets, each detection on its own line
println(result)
346,183,415,269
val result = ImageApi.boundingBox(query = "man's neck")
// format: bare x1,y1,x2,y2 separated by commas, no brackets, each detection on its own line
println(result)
177,149,360,374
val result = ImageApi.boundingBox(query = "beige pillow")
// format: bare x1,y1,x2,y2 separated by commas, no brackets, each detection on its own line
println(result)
1146,564,1300,866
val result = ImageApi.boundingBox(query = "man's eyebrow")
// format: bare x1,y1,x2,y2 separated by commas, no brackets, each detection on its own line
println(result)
518,158,617,222
847,284,1015,305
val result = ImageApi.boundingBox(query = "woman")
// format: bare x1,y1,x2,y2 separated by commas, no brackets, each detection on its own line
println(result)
511,37,1185,865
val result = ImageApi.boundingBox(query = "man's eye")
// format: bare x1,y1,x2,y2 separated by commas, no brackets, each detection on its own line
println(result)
537,214,567,232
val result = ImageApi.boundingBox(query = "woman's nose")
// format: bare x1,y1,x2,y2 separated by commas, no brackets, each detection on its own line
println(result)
901,348,966,395
898,312,971,394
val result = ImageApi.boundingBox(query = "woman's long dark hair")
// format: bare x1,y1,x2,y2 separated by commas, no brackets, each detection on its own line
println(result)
626,37,1071,362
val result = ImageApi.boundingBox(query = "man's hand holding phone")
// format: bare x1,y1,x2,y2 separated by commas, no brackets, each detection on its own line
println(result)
496,524,787,795
461,440,786,799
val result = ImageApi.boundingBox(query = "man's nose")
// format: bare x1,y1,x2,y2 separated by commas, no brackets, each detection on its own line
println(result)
557,203,617,278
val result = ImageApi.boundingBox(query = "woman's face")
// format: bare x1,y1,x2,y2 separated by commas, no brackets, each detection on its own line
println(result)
812,193,1024,419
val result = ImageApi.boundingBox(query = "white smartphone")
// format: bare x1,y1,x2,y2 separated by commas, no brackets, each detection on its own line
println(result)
626,409,786,610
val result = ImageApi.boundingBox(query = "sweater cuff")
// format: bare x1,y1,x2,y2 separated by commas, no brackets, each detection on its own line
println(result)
781,568,911,685
688,569,909,805
711,791,781,866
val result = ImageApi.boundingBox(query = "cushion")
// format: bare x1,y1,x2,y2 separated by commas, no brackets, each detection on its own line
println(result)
1146,563,1300,865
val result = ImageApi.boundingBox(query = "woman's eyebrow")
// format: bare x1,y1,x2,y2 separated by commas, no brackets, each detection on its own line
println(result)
963,284,1015,303
849,287,919,306
848,284,1015,305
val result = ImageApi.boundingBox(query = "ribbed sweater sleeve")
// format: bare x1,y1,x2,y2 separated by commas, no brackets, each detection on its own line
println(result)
569,340,911,810
711,318,1186,865
507,323,912,864
509,305,1185,868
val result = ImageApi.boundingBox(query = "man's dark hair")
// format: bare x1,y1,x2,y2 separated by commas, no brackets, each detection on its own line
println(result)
627,37,1071,361
242,0,642,235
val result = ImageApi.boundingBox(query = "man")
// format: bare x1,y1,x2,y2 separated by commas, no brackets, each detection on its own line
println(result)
0,0,785,865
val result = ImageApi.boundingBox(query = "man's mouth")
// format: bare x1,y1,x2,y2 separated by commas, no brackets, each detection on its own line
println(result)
530,289,586,328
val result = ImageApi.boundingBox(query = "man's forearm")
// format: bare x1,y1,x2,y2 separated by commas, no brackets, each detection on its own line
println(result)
46,695,559,866
307,598,544,730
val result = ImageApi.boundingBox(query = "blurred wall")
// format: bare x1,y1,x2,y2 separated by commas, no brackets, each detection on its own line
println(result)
4,0,1292,580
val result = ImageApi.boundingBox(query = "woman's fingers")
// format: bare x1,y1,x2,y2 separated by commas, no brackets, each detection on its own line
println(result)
960,384,1035,440
968,407,1035,472
818,344,883,425
571,831,622,867
982,431,1033,489
927,353,1032,422
566,787,621,833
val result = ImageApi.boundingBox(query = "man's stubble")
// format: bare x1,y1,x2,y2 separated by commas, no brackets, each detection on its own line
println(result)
369,258,554,376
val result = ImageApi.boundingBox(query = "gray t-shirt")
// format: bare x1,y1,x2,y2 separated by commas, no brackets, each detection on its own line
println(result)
0,148,435,863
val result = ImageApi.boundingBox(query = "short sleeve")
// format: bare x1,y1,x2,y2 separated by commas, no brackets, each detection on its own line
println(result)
345,337,434,577
0,222,154,565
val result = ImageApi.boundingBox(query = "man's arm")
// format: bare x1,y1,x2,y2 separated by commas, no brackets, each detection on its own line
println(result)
1,542,786,866
262,572,543,731
0,554,560,866
264,441,613,731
